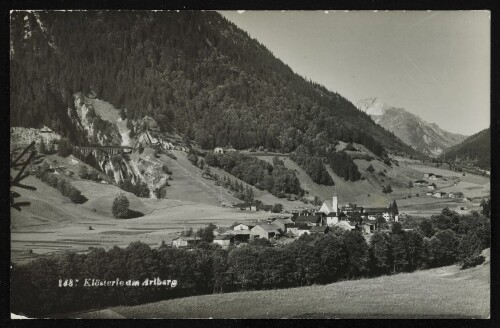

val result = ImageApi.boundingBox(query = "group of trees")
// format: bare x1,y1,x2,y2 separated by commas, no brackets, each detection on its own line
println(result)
34,163,86,203
78,165,101,182
118,177,150,198
290,147,334,186
10,11,418,159
204,151,304,197
11,207,489,317
326,150,361,182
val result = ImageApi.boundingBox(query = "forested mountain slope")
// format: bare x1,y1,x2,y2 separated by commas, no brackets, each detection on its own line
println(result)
439,128,490,169
10,11,418,157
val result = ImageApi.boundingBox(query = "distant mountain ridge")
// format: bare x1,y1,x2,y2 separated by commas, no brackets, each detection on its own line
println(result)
356,97,467,157
439,127,490,169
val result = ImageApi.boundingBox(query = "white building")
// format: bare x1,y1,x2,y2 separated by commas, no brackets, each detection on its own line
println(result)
318,196,339,215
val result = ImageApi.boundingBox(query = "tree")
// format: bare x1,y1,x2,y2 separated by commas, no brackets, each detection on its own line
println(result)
196,223,217,243
343,230,369,278
271,203,283,213
79,165,89,179
366,164,375,173
112,194,130,219
480,199,490,218
369,231,390,275
10,141,38,211
391,233,408,273
244,185,254,203
188,152,198,166
391,200,399,215
37,139,47,155
58,137,74,157
383,185,393,194
419,220,434,238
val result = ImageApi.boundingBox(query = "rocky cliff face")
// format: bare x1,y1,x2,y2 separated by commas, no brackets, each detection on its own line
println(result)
356,97,467,157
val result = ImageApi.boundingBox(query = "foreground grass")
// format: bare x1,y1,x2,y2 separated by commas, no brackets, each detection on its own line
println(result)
76,261,489,319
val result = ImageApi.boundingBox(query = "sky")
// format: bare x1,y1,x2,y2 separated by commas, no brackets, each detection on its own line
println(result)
220,11,490,136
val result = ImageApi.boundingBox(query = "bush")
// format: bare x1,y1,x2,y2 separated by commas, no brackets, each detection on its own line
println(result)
112,194,130,219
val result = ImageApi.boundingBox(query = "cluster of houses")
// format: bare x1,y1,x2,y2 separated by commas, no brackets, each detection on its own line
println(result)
171,196,399,249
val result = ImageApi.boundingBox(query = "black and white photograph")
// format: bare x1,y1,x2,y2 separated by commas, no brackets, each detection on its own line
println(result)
8,9,491,319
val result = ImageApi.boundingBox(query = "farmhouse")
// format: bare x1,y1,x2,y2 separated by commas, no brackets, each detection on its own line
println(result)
428,183,437,190
272,218,295,232
362,221,376,234
340,203,364,215
250,224,282,239
232,223,255,231
414,179,428,186
310,225,330,235
235,202,258,211
213,234,235,248
214,147,224,154
294,214,323,227
448,192,464,199
424,173,432,178
226,230,252,243
172,236,201,248
433,192,447,198
258,204,273,212
290,224,311,237
325,212,340,226
335,220,357,231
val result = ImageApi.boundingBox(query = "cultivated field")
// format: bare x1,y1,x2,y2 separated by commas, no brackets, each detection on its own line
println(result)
75,253,490,319
10,172,278,264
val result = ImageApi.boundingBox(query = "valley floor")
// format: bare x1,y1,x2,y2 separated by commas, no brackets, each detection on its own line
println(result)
73,256,490,319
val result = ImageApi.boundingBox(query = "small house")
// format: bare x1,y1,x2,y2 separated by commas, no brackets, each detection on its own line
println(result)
250,224,282,239
272,217,295,231
228,230,252,243
213,234,235,248
326,212,339,226
433,192,446,198
293,214,323,227
172,236,201,248
448,192,464,199
414,179,428,186
258,204,273,212
232,223,255,231
426,191,433,196
428,183,437,190
335,220,357,231
362,221,376,234
292,224,311,237
235,202,258,211
214,147,224,154
424,173,431,178
310,225,330,235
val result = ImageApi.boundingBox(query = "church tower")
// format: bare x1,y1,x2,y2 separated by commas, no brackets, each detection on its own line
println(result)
332,195,339,214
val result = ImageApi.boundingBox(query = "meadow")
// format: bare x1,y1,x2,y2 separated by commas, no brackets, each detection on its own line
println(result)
75,254,490,319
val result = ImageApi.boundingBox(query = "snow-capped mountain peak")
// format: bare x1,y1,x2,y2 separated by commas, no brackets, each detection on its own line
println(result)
356,97,468,157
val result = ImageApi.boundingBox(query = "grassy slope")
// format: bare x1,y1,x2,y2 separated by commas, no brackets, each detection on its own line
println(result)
81,260,489,319
11,154,281,263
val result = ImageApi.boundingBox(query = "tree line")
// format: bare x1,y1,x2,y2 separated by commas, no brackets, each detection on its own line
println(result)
204,151,304,197
11,208,489,317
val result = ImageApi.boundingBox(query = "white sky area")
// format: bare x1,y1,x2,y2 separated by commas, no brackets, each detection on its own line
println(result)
220,11,490,136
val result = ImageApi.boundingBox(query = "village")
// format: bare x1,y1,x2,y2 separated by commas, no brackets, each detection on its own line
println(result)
172,195,402,249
